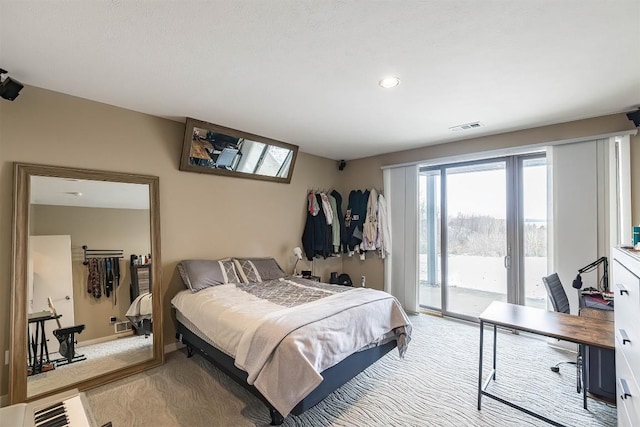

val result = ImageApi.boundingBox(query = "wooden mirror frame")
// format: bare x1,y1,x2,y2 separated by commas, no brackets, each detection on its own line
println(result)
9,163,163,404
179,117,299,184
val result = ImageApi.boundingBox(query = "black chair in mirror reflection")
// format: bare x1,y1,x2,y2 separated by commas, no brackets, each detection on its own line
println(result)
190,129,242,169
541,273,582,393
28,309,86,377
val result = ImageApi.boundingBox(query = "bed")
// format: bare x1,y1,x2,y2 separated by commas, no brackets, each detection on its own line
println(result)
126,292,152,336
171,257,411,425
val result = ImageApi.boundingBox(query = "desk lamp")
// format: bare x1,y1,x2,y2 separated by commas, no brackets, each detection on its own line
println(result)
572,256,609,292
292,246,303,275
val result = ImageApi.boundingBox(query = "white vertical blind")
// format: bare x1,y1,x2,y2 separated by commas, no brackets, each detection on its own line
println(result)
548,140,606,314
613,135,632,245
383,165,419,313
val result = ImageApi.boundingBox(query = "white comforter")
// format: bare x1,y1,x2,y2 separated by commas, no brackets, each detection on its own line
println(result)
171,282,411,417
126,292,152,323
126,292,153,317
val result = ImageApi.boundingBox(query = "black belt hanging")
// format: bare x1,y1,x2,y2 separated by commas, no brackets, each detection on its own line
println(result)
105,258,114,298
113,257,120,305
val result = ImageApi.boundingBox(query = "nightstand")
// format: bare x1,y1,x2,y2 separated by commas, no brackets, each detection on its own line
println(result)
303,275,321,282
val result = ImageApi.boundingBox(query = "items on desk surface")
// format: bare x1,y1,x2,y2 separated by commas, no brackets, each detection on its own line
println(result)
571,256,609,293
580,288,614,310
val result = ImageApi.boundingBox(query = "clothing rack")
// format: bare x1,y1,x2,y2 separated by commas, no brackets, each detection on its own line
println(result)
82,245,124,265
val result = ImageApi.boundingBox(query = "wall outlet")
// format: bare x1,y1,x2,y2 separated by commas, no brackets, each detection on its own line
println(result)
109,316,117,324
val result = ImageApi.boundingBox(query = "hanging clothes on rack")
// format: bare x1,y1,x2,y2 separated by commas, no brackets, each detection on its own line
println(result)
362,188,379,251
105,258,114,298
330,190,345,254
300,188,390,260
302,191,332,260
83,246,123,301
327,193,340,253
345,189,369,253
377,192,391,259
319,192,333,225
87,258,101,298
113,257,120,305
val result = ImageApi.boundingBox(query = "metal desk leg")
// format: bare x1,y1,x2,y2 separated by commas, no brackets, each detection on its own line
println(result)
38,321,47,367
28,325,35,370
582,345,588,409
35,321,43,373
492,324,497,381
478,319,484,410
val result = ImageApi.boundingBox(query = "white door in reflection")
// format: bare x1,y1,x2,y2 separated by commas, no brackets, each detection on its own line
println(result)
29,235,75,349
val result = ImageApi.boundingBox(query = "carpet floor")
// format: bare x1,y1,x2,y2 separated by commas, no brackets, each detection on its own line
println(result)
85,314,616,426
28,334,153,397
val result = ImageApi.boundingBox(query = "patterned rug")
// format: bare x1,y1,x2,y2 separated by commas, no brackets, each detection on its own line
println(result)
85,314,616,426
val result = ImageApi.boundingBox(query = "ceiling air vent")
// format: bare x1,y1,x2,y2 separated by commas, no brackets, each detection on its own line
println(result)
449,121,482,132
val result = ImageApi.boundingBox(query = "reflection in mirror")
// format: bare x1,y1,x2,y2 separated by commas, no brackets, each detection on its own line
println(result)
180,118,299,183
10,164,163,404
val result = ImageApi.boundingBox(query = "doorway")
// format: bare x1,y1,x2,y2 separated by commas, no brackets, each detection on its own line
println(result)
418,153,547,320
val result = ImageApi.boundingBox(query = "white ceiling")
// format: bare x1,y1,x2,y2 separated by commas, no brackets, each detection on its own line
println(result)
31,176,149,210
1,1,639,160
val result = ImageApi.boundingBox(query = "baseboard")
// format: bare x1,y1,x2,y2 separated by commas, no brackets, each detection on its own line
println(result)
164,340,185,354
79,334,182,354
77,332,134,348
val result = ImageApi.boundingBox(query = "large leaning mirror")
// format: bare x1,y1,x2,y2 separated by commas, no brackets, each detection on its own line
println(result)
9,163,163,404
179,117,299,183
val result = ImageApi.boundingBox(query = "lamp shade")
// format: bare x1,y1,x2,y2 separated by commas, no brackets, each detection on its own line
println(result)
293,246,303,260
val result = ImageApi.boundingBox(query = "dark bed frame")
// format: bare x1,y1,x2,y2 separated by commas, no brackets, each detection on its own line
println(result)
175,320,397,425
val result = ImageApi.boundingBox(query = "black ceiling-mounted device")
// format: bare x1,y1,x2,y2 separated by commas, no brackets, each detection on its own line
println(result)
338,160,346,171
626,109,640,127
0,68,24,101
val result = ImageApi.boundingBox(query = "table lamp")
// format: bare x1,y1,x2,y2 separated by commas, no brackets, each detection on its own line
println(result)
293,246,303,275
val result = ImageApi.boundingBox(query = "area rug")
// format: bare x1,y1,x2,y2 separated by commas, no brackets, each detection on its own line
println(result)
85,314,615,426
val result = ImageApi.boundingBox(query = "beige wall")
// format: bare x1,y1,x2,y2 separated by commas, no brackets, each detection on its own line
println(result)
0,85,637,399
338,115,638,288
0,86,341,397
32,205,150,342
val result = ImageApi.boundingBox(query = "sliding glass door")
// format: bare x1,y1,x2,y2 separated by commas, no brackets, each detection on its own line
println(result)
520,157,548,309
418,154,547,320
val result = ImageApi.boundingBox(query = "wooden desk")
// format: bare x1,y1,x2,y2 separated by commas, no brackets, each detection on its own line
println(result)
189,139,213,160
477,301,614,427
580,307,614,322
579,306,616,403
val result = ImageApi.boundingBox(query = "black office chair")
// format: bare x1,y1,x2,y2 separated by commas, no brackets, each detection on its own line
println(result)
542,273,582,393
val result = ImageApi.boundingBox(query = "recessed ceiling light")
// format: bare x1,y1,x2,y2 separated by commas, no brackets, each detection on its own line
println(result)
379,77,400,89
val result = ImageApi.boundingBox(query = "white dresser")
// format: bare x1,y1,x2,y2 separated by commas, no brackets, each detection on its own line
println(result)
613,247,640,426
